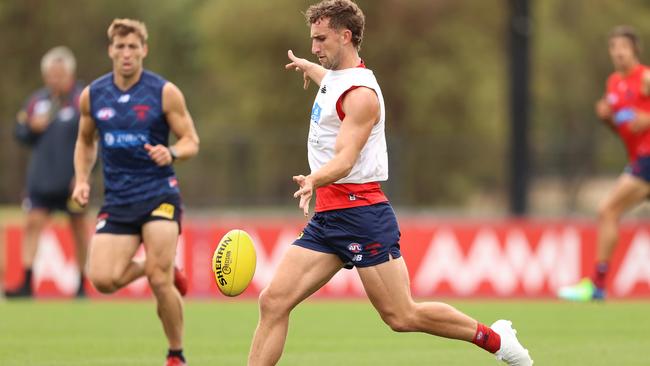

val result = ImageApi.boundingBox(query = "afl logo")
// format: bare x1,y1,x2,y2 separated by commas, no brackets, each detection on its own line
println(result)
96,107,116,121
104,132,115,146
347,243,362,253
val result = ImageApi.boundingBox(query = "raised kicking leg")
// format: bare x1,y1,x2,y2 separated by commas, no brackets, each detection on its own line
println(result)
357,256,532,365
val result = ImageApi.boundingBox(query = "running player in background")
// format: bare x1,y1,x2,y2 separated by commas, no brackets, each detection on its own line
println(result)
247,1,532,365
559,25,650,301
72,19,199,366
9,46,89,298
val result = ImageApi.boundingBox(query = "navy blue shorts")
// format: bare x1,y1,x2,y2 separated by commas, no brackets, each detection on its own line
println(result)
96,193,183,235
627,156,650,182
294,202,401,269
23,190,85,215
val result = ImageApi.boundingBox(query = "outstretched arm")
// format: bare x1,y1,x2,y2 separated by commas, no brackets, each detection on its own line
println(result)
72,87,98,207
285,50,327,90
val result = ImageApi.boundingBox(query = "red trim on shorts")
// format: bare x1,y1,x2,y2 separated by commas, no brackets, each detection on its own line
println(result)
315,182,388,212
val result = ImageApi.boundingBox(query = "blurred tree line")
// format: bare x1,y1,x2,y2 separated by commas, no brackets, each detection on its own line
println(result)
2,0,650,213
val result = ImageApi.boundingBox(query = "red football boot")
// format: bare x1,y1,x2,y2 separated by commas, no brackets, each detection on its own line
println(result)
165,356,186,366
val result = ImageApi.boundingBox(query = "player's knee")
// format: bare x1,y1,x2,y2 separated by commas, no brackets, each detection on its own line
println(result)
89,274,118,294
146,268,173,293
597,203,619,222
25,213,47,233
381,311,416,333
258,288,291,317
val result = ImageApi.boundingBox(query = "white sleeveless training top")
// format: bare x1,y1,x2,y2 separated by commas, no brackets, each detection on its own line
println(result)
307,66,388,183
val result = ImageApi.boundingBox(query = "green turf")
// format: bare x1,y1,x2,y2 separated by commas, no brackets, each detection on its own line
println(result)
0,299,648,365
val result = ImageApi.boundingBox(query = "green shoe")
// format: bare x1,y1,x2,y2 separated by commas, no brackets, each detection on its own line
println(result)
557,278,596,301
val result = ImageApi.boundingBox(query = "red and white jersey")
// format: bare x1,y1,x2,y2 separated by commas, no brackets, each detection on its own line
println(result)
605,64,650,161
308,64,389,212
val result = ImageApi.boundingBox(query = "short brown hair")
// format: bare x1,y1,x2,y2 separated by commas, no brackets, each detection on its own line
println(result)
107,18,148,45
305,0,365,50
609,25,641,56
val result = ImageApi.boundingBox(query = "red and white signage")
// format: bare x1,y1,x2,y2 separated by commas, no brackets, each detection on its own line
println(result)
3,219,650,298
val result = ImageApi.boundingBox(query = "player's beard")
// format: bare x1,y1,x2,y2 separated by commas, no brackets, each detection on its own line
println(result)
320,55,339,70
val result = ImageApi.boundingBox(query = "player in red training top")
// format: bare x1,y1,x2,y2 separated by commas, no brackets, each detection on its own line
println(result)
559,25,650,301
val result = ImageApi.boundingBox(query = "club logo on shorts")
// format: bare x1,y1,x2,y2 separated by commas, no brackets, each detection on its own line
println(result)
95,219,106,231
95,213,108,231
347,243,362,253
366,243,383,256
151,203,175,219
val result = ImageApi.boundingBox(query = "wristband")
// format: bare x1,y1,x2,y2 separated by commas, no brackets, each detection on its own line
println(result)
169,146,179,162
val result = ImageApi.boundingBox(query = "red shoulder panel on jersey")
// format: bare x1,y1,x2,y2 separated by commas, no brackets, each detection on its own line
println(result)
335,60,368,121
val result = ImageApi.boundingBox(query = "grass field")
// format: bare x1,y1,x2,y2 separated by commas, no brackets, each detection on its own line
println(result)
1,299,649,365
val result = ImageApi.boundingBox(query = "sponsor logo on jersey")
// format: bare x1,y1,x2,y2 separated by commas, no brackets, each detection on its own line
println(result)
347,243,362,253
614,108,636,126
151,203,175,219
103,131,149,148
118,94,131,103
311,103,322,124
96,107,116,121
168,177,178,188
320,85,327,94
104,132,115,146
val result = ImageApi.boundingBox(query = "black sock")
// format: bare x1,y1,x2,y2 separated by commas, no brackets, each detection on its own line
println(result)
24,268,33,290
167,349,185,362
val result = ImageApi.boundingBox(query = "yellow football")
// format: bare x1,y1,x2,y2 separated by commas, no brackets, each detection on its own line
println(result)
212,229,257,297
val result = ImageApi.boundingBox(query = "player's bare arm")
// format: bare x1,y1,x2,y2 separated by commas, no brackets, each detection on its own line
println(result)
145,82,200,166
293,87,380,215
286,50,327,90
72,87,98,207
595,89,617,133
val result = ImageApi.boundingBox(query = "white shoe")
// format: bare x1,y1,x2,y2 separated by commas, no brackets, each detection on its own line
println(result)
491,320,533,366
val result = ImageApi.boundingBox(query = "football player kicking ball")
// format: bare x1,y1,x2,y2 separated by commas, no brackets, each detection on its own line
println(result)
247,1,532,365
73,19,199,366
